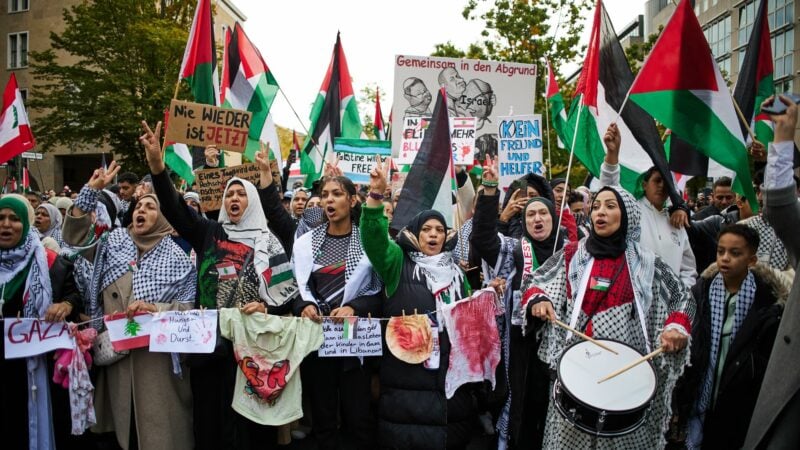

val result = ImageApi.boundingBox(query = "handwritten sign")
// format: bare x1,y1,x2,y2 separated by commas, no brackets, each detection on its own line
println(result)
4,319,72,359
397,116,430,164
497,114,545,190
150,310,218,354
450,117,477,165
318,318,383,358
165,99,252,153
333,139,392,184
104,312,153,352
195,163,261,211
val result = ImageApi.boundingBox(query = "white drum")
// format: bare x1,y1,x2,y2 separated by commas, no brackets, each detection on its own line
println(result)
554,339,657,437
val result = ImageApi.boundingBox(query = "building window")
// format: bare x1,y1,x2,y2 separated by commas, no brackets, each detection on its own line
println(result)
705,15,732,58
768,0,794,30
8,0,29,13
738,1,757,47
717,55,732,78
772,28,794,80
775,78,793,94
8,32,28,69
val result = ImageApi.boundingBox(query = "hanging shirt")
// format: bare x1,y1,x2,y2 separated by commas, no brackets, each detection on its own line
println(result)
219,309,323,426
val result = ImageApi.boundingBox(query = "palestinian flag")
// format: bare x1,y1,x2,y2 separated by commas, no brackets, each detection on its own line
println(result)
21,166,29,193
545,60,570,149
342,317,358,340
287,129,303,179
165,0,219,185
301,33,362,187
0,73,35,164
391,88,455,231
567,0,681,205
734,0,773,145
374,88,387,140
629,0,758,210
221,23,282,167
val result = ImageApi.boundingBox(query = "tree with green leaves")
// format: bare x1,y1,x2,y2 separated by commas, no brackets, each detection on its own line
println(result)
433,0,593,179
28,0,200,175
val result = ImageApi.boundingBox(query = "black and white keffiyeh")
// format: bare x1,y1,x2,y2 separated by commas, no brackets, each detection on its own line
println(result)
0,231,52,319
293,222,382,307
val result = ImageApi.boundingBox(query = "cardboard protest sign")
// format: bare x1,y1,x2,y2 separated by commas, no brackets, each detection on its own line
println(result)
150,310,218,354
104,312,153,352
165,99,252,153
497,114,545,191
4,319,72,359
195,163,261,211
318,318,383,358
333,139,391,184
392,55,536,164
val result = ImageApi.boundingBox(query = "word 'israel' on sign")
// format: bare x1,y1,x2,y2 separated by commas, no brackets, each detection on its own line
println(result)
4,319,72,359
497,114,545,192
196,163,261,211
318,318,383,358
333,139,392,184
165,99,252,153
150,310,218,354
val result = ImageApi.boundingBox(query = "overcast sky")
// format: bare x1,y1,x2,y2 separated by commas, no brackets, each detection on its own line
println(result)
231,0,646,132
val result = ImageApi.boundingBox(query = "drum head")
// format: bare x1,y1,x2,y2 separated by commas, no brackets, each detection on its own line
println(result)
558,340,656,412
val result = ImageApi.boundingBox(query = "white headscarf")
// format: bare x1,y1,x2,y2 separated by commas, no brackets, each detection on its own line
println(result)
37,203,63,238
218,177,297,307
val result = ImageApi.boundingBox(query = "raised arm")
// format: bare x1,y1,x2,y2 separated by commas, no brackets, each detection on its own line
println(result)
254,143,298,251
362,155,403,297
140,120,212,251
762,96,800,263
471,155,503,267
600,122,621,187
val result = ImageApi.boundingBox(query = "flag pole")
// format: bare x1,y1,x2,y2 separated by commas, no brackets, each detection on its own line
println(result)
731,97,758,143
553,100,584,251
277,87,327,161
544,80,553,172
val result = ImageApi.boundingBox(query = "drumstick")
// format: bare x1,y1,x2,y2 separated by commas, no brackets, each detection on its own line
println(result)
552,319,619,355
597,347,665,384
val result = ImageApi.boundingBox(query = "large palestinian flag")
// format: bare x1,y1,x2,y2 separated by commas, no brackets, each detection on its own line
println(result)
567,0,681,205
166,0,218,185
629,0,758,209
221,23,281,167
300,33,362,187
391,88,455,231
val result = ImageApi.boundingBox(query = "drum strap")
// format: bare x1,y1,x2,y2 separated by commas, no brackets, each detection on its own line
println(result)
566,257,651,352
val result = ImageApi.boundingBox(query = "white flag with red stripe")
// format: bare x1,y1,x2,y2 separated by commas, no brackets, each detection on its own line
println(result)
0,73,35,164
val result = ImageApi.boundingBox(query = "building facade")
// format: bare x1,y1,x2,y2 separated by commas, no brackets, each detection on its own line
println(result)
1,0,245,193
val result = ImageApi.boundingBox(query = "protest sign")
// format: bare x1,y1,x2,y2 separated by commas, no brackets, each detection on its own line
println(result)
391,169,409,194
318,318,383,358
392,55,536,164
104,312,153,352
497,114,545,191
396,116,477,165
333,139,392,184
150,310,218,354
165,99,252,153
195,163,261,211
4,319,72,359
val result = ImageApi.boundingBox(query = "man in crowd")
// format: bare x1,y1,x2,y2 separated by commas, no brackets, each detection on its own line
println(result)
25,190,41,209
693,177,734,220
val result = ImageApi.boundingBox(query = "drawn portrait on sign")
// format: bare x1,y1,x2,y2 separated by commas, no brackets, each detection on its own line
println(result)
463,79,497,131
402,77,433,117
438,67,468,116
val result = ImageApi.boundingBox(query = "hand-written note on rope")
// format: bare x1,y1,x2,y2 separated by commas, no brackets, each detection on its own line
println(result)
4,318,72,359
196,163,261,211
318,318,383,357
165,99,252,153
149,310,218,354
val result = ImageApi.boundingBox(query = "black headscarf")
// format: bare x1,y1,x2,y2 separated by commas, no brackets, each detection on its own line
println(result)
549,178,566,189
521,197,562,264
585,186,628,259
398,209,458,253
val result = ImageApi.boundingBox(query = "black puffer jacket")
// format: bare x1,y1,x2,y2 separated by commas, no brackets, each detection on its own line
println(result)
671,263,787,449
379,258,476,450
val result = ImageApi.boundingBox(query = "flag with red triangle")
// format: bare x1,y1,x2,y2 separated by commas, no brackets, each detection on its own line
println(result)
545,60,570,149
0,73,35,164
566,0,680,205
288,129,303,182
21,166,30,193
734,0,773,146
374,88,387,140
629,0,757,210
300,33,362,187
165,0,219,185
